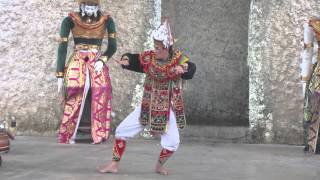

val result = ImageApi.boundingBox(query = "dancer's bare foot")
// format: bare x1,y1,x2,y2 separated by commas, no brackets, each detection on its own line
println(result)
155,163,170,175
97,161,119,173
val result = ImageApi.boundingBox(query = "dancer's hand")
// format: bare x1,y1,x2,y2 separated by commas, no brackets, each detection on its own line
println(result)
94,61,104,73
116,56,129,66
302,82,307,98
174,65,185,74
57,78,64,94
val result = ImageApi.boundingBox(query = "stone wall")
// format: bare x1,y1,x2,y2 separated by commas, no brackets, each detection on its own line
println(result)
0,0,160,135
162,0,251,126
248,0,320,144
0,0,314,145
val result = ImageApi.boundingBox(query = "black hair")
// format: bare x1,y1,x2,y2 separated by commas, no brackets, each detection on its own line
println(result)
169,45,174,59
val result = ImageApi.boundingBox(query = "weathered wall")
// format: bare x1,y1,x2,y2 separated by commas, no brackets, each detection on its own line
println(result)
0,0,160,135
0,0,313,145
248,0,320,144
162,0,250,126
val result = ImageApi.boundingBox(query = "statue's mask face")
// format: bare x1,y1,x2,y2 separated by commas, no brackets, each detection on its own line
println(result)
81,3,99,17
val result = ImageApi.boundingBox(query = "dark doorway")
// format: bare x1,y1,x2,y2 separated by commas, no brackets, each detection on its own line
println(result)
162,0,250,126
76,89,92,143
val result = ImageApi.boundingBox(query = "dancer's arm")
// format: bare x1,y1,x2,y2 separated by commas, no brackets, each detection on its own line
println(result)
301,20,315,97
56,17,73,93
98,17,117,65
56,17,73,78
116,53,144,73
301,22,314,83
181,61,196,80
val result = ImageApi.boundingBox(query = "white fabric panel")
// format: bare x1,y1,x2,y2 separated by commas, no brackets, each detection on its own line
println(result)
300,23,314,78
115,105,180,151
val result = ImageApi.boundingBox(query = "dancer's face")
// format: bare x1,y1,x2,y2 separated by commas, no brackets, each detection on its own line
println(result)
154,40,169,61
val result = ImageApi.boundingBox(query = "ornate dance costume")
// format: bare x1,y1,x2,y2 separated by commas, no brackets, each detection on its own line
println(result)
56,0,117,144
105,20,196,171
301,18,320,154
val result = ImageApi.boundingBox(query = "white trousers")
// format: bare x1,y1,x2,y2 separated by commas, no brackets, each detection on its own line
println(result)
115,106,180,151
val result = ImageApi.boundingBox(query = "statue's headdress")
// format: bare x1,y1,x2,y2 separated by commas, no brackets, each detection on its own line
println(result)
77,0,100,5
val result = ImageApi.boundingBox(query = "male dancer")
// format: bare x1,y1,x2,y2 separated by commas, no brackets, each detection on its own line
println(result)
98,20,196,175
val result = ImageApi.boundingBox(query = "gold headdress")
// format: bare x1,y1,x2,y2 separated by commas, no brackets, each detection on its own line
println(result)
77,0,100,5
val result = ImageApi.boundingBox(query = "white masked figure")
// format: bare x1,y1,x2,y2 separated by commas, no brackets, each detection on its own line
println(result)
56,0,117,144
301,18,320,154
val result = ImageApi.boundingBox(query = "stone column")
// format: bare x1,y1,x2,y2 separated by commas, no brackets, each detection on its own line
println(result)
248,0,320,144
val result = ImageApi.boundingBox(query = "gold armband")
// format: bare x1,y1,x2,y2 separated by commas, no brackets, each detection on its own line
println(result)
304,43,313,49
99,56,109,64
56,37,68,43
108,33,116,39
56,72,64,78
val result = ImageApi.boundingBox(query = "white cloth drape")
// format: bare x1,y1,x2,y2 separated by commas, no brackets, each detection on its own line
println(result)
301,23,315,79
115,106,180,151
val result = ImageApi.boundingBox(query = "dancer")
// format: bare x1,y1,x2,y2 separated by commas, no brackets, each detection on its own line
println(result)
98,19,196,174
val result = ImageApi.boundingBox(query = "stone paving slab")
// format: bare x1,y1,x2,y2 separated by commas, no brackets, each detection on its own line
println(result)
0,136,320,180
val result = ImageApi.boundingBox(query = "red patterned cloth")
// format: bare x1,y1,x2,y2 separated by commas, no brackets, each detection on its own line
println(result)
158,148,174,165
112,139,126,161
58,51,112,144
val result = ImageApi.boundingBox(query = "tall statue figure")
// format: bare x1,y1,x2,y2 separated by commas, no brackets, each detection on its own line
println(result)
301,18,320,154
56,0,117,144
98,19,196,175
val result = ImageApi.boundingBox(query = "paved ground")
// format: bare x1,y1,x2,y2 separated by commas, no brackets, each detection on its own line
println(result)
0,136,320,180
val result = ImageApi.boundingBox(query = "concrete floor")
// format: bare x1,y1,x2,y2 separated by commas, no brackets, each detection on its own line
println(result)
0,136,320,180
